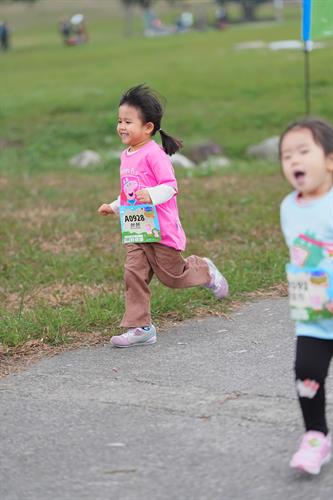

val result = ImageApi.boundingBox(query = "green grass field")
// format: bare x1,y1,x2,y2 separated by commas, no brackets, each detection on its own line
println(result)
1,1,333,351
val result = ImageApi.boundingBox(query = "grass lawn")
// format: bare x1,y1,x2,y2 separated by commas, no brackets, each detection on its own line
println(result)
1,1,332,355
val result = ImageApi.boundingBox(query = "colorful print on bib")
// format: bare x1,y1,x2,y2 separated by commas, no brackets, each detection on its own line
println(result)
286,264,333,321
119,204,161,244
286,232,333,321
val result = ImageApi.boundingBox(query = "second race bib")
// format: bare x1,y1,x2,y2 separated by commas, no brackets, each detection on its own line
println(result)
286,263,333,321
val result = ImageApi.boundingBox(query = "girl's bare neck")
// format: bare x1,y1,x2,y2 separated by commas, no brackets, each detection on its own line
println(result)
128,138,152,153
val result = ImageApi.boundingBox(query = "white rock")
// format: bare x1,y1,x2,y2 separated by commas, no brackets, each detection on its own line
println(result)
201,156,231,168
170,153,195,169
268,40,325,51
235,41,266,50
268,40,303,51
107,150,122,160
246,136,280,162
70,150,102,168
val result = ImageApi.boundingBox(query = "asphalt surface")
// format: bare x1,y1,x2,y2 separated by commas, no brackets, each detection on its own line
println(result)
1,297,333,500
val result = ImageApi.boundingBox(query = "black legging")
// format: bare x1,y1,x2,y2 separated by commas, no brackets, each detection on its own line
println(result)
295,336,333,435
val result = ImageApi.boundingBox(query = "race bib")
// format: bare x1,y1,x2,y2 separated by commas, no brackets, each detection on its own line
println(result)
119,204,161,244
286,263,333,321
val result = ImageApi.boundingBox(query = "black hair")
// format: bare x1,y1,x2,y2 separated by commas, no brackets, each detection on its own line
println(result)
119,84,182,155
279,117,333,158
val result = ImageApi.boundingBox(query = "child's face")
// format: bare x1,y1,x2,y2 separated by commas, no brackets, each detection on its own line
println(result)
117,104,153,149
281,127,333,200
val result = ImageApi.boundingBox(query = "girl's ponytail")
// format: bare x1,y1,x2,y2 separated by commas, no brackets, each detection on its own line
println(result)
159,129,183,156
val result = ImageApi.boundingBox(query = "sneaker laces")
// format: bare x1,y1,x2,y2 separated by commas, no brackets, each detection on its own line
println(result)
298,438,325,462
299,447,320,462
122,328,138,338
205,259,221,289
212,274,222,289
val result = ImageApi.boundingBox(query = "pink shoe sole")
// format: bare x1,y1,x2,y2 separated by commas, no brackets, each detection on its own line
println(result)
111,337,157,348
290,453,331,475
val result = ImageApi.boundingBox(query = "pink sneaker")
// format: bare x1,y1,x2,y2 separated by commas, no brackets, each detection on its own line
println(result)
111,325,156,348
203,258,229,299
290,431,332,475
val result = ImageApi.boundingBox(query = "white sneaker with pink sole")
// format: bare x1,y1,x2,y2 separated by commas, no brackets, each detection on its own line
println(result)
111,325,156,348
203,257,229,299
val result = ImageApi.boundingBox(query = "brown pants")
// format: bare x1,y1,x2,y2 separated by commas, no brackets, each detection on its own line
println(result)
120,243,211,327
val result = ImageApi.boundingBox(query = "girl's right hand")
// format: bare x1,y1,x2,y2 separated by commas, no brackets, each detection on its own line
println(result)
98,203,115,216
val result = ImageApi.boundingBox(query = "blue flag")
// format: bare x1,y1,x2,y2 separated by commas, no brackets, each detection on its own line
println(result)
302,0,333,42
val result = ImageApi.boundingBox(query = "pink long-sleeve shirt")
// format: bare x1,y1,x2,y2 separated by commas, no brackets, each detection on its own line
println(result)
119,140,186,251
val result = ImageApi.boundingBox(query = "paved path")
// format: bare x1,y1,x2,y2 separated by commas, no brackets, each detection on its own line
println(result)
1,298,333,500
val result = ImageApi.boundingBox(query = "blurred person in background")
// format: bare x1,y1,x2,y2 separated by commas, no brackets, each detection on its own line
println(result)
58,14,88,46
0,21,10,51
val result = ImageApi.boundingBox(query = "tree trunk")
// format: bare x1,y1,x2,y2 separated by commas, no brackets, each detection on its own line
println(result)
123,4,133,38
241,2,256,22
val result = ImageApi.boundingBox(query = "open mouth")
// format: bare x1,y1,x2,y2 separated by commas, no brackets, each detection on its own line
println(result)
294,170,305,180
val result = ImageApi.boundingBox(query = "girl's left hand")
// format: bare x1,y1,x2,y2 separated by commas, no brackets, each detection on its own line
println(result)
136,189,152,204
